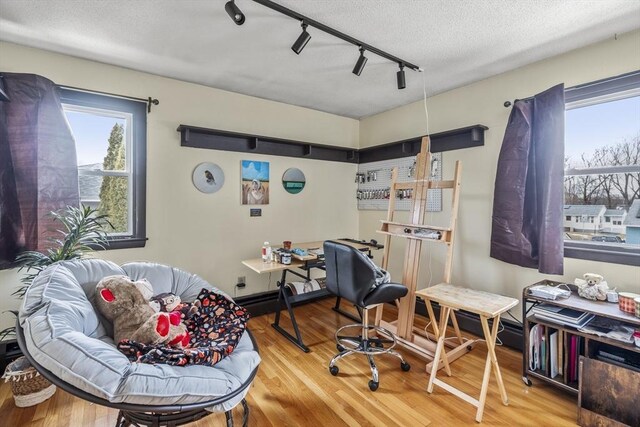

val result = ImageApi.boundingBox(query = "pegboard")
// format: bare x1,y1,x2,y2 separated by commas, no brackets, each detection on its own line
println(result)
356,153,442,211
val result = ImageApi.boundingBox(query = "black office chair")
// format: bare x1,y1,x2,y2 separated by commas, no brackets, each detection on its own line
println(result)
323,240,410,391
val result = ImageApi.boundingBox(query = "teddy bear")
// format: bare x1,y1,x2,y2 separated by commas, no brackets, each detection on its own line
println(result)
574,273,609,301
95,275,190,347
149,292,201,318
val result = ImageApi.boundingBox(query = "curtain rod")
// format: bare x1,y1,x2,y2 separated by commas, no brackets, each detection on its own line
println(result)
57,85,159,113
504,70,640,107
251,0,422,72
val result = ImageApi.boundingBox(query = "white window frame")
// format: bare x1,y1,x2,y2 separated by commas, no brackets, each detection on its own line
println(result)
64,104,135,236
59,87,147,250
563,71,640,266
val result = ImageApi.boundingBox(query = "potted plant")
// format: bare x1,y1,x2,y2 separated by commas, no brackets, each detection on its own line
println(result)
1,204,111,407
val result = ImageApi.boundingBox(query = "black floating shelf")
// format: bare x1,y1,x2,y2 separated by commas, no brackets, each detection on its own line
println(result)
177,124,487,164
358,125,488,163
178,125,358,163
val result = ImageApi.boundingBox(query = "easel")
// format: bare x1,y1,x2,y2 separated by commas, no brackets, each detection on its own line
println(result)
375,136,473,370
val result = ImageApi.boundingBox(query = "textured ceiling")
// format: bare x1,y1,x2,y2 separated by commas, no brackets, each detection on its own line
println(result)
0,0,639,118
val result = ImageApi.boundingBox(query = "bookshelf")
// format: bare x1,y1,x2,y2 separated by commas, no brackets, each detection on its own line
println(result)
522,280,640,395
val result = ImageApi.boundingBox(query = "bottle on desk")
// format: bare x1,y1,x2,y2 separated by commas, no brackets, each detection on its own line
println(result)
262,241,272,263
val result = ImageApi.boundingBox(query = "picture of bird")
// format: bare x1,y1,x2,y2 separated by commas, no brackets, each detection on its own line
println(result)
205,169,215,185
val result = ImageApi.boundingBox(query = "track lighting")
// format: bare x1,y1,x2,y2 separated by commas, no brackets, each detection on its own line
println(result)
397,63,406,90
352,47,368,76
225,0,245,25
291,21,311,55
232,0,421,89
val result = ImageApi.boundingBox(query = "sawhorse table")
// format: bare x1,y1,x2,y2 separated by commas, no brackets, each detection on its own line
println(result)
416,283,518,423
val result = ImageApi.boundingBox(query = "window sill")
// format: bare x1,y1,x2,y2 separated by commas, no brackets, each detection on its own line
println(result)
101,237,148,250
564,241,640,266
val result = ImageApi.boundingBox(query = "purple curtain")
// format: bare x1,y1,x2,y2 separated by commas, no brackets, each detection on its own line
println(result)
490,84,565,275
0,73,79,268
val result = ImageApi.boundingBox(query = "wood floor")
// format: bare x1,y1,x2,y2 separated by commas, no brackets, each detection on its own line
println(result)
1,298,578,426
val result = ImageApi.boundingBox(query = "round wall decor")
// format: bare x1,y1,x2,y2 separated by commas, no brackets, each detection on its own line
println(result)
282,168,306,194
192,162,224,193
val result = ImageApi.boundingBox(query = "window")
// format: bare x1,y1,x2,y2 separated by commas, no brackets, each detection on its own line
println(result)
564,71,640,266
565,215,571,221
60,88,147,249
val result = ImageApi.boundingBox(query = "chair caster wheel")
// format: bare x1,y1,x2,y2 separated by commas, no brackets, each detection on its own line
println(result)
337,344,345,352
401,362,411,372
329,366,339,376
368,380,379,391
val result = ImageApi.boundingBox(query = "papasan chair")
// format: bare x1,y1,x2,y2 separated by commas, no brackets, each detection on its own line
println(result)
17,259,261,427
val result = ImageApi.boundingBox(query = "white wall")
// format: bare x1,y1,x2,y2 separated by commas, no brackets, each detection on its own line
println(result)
0,42,359,332
359,30,640,316
2,30,640,333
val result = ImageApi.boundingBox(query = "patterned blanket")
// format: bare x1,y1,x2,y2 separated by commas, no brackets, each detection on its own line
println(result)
117,288,249,366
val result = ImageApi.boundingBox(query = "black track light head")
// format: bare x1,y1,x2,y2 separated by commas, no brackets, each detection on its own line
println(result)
225,0,245,25
352,47,368,76
397,63,406,90
291,22,311,55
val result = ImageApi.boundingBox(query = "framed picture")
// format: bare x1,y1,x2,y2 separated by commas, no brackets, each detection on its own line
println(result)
241,160,269,205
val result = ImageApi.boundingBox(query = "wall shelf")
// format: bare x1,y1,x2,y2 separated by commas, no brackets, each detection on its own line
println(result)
177,124,488,163
358,125,488,163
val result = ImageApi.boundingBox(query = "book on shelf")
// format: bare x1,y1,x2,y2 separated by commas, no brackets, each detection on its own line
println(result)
597,348,640,371
532,304,594,328
541,334,546,372
557,330,564,376
578,317,635,344
549,331,559,378
568,335,578,382
528,324,545,371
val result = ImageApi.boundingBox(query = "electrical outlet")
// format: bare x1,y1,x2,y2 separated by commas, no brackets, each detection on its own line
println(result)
237,276,245,285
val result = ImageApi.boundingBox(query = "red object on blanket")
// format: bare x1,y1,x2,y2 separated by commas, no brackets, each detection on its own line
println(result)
156,313,170,336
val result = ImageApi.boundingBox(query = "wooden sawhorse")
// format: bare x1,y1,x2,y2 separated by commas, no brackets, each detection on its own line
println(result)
416,284,518,423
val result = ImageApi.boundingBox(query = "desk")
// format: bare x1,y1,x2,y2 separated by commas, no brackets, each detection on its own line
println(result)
416,284,518,423
242,239,379,352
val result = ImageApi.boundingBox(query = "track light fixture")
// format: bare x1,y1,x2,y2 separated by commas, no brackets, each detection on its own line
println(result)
291,21,311,55
352,46,368,76
397,63,406,90
225,0,245,25
236,0,422,89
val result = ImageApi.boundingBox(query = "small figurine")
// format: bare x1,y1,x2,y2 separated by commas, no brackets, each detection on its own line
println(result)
574,273,609,301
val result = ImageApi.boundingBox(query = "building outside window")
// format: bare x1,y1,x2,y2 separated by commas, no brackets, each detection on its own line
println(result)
563,72,639,265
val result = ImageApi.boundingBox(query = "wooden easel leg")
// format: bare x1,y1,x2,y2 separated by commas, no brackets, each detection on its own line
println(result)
374,304,383,326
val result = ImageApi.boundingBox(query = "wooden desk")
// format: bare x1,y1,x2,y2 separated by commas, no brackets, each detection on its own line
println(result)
241,258,304,274
416,283,518,423
241,240,372,273
242,239,379,352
